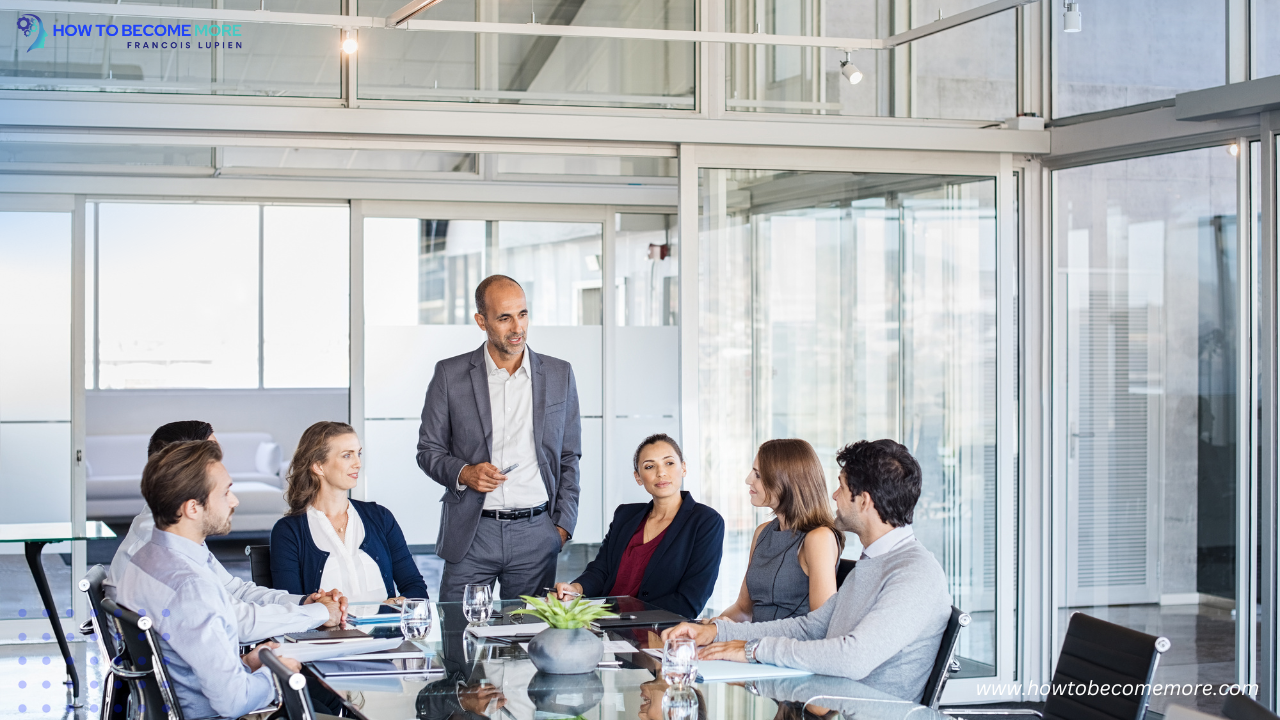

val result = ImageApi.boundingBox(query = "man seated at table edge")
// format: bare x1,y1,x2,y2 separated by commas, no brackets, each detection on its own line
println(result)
661,438,951,704
104,420,343,642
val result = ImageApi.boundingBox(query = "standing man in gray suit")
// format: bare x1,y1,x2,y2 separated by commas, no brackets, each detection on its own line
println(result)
417,274,582,602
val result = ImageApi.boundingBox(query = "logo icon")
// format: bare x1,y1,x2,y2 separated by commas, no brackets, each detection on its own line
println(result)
16,14,47,52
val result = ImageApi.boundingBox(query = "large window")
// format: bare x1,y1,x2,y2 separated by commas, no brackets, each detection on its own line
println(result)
88,202,350,390
1054,146,1246,714
699,168,1000,674
1054,0,1226,118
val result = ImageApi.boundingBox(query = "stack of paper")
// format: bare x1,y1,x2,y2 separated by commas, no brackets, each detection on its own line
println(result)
274,638,404,663
465,622,549,638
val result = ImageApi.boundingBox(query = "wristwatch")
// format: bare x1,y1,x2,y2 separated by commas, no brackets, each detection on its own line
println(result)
744,639,761,664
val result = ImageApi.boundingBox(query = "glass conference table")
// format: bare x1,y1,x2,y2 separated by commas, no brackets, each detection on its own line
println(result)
305,597,945,720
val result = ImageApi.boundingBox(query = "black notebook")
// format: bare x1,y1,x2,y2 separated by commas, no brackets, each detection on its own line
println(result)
594,609,688,629
283,628,370,643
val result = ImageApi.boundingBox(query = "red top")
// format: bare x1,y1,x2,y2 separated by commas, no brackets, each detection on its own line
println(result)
607,520,669,598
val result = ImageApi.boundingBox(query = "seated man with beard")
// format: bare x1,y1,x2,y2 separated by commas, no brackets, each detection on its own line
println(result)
109,440,298,719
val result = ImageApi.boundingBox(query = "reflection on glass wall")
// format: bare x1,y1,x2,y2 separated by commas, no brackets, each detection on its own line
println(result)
1054,0,1225,118
1253,0,1280,79
1054,146,1241,714
357,0,694,108
362,217,607,545
0,0,341,97
699,169,999,672
726,0,1015,121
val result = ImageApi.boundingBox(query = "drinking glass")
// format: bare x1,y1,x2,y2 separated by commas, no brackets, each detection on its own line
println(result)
661,684,699,720
661,636,698,687
463,583,493,623
400,598,432,640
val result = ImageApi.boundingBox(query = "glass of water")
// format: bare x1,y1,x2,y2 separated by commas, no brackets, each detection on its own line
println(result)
661,636,698,687
463,583,493,624
400,598,432,640
662,684,699,720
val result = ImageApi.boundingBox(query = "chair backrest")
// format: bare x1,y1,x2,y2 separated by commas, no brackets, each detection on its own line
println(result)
100,596,185,720
80,566,131,720
919,606,970,709
245,545,274,588
1167,704,1226,720
1224,694,1280,720
835,559,856,588
1043,612,1170,720
260,649,316,720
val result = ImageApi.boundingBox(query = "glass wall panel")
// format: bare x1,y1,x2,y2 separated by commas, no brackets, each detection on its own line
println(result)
97,203,260,389
0,144,213,169
700,169,999,673
1,1,341,97
1253,0,1280,79
362,217,606,546
1054,0,1226,118
358,0,694,108
262,205,350,388
911,0,1015,121
1054,146,1242,714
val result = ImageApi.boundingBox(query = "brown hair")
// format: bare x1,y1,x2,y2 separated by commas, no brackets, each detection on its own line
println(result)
756,439,845,554
142,440,223,530
285,421,357,516
632,433,684,472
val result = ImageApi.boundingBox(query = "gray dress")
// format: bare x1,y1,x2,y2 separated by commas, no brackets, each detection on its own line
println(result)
745,518,813,621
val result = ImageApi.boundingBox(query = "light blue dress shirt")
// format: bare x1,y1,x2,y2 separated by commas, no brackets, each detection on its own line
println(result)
105,508,328,642
109,529,278,720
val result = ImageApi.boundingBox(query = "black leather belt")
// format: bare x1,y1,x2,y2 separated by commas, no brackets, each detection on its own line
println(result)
481,503,547,520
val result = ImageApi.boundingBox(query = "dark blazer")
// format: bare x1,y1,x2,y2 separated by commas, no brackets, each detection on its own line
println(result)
416,344,582,564
573,491,724,618
269,499,429,599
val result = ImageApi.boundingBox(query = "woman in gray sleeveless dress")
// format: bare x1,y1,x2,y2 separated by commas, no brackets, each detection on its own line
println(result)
716,439,845,622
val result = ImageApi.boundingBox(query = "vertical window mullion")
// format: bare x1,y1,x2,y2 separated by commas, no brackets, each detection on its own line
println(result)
258,204,265,390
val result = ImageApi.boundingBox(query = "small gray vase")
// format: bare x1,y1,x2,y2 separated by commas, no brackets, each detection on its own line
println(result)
526,627,603,674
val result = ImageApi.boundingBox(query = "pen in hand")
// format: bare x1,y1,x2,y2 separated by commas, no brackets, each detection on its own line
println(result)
499,462,519,475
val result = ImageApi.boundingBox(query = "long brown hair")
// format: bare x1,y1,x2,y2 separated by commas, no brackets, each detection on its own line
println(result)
757,438,845,553
285,421,356,516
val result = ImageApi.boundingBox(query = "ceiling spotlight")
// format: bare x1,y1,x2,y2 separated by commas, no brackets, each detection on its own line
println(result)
840,51,863,85
1063,2,1082,32
342,30,358,54
1228,143,1240,157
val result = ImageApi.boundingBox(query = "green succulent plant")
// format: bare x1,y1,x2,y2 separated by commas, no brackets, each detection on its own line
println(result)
510,594,618,629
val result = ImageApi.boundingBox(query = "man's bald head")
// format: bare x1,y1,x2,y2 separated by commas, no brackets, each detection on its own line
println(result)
475,274,523,318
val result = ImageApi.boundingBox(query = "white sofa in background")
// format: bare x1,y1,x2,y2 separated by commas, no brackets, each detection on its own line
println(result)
86,432,290,532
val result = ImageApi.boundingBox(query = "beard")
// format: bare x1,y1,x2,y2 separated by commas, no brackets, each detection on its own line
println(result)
201,507,234,537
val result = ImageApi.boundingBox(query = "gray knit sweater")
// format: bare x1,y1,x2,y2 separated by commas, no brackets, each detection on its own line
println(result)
714,539,951,702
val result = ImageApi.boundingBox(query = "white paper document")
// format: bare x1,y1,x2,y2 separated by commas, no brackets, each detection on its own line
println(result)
693,660,812,683
466,622,550,638
274,638,404,663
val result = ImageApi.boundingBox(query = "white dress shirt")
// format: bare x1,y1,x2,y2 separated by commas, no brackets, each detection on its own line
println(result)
858,524,916,560
104,508,328,642
475,346,548,511
307,503,388,603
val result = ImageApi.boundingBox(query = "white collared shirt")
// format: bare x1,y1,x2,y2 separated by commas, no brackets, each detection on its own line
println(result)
858,524,916,560
480,346,548,510
307,504,387,603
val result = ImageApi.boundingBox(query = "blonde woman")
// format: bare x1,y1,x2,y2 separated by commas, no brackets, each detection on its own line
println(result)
716,439,843,622
270,421,428,602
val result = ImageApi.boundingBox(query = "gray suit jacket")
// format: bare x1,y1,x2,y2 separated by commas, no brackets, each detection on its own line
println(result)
416,344,582,564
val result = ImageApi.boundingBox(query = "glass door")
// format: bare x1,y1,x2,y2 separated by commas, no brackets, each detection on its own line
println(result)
696,161,1013,689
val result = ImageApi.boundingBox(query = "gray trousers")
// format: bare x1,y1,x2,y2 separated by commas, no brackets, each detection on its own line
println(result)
438,511,562,602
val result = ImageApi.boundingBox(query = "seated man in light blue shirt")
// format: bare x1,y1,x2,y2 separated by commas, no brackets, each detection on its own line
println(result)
109,439,301,719
105,420,343,642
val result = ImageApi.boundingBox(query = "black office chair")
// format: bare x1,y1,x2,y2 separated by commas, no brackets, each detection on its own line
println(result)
944,612,1170,720
99,596,185,720
79,565,135,720
260,650,342,720
1224,694,1280,720
835,559,856,588
920,606,971,709
245,545,273,588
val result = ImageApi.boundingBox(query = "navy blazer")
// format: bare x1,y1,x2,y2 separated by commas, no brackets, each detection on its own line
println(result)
573,491,724,618
416,344,582,564
269,499,429,600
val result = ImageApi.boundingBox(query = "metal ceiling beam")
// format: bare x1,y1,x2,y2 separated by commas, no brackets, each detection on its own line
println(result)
883,0,1039,48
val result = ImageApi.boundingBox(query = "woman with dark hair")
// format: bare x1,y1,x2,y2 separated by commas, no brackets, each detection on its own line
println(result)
715,439,843,622
553,433,724,618
270,421,428,602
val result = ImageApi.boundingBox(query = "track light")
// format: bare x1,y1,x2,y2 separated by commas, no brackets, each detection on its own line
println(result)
840,51,863,85
342,29,358,54
1063,2,1081,32
1228,143,1240,157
